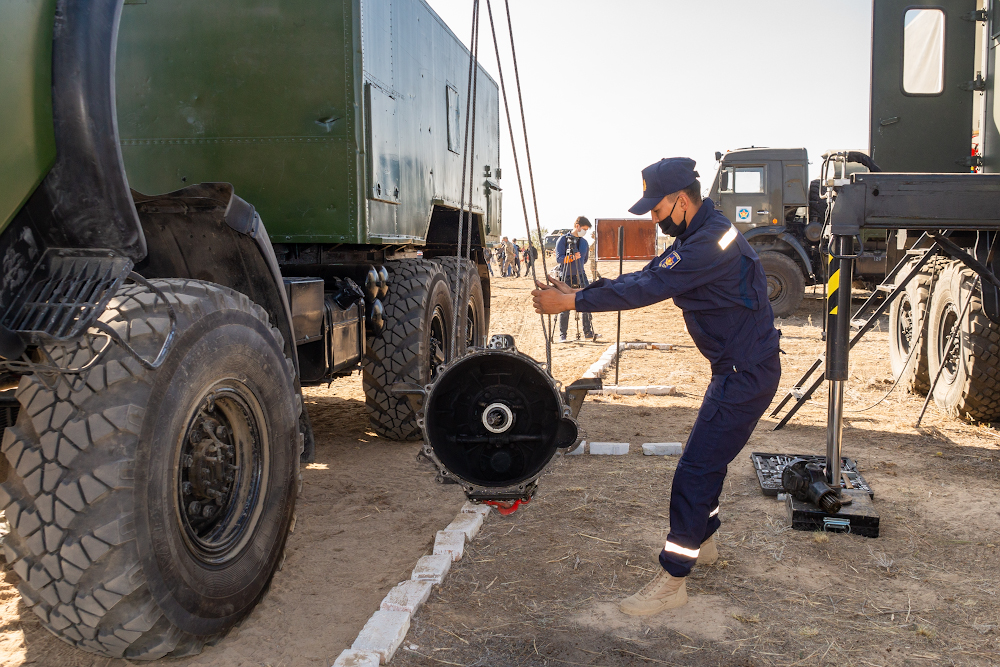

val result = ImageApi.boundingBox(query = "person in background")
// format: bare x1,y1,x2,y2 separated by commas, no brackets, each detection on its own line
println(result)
484,245,494,276
554,217,597,342
524,243,538,277
501,236,515,277
513,240,522,277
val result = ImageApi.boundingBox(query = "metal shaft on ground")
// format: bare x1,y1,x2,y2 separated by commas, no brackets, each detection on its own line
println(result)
615,225,624,385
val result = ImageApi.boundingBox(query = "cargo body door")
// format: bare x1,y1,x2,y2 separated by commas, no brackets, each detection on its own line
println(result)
716,163,770,230
361,0,400,238
870,0,978,172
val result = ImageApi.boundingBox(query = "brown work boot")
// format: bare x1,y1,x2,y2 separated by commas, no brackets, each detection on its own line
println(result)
696,535,718,566
618,569,687,616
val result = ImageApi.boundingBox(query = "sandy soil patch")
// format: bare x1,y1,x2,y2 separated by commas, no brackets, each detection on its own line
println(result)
2,261,999,666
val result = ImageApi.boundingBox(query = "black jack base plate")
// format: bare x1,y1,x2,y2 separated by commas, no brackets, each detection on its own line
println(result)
786,488,880,538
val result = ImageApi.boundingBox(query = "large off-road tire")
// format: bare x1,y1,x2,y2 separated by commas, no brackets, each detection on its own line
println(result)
759,251,805,317
436,256,488,350
926,262,1000,422
0,279,300,659
888,256,945,394
363,258,485,440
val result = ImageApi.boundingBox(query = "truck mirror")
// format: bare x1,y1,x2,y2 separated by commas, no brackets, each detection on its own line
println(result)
715,151,723,162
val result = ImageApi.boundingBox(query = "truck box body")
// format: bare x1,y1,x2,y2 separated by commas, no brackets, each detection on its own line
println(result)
115,0,501,247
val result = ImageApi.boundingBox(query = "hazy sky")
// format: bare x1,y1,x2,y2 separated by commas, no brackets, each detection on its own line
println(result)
426,0,874,239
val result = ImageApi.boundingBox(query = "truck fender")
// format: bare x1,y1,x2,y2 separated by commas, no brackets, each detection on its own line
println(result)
741,227,813,276
130,182,314,460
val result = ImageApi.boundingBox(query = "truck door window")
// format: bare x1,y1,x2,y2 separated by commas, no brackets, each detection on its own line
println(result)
719,167,732,192
902,9,945,95
733,167,764,193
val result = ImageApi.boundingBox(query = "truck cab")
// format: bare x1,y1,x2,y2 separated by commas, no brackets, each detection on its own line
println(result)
708,147,890,317
710,147,808,232
708,148,814,316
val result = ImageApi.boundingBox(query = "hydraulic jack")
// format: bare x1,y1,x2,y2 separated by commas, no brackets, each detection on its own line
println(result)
800,232,880,537
751,230,880,537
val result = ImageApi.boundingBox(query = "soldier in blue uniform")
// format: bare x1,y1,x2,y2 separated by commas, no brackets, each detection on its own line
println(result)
532,158,782,615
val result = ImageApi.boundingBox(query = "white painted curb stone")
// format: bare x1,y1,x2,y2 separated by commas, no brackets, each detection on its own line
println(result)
380,580,433,613
590,385,676,396
333,649,381,667
461,501,491,518
589,442,629,455
643,442,684,456
351,610,410,664
565,441,585,455
410,554,452,584
582,342,674,380
432,530,465,561
344,502,496,663
410,554,451,584
445,512,484,541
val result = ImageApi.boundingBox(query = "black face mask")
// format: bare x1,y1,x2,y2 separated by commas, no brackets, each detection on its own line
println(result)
656,198,688,237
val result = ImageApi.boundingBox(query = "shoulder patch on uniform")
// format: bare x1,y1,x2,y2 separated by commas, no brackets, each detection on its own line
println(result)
659,251,682,269
718,225,738,250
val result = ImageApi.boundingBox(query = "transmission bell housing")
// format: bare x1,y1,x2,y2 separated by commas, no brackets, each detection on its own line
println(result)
398,338,581,503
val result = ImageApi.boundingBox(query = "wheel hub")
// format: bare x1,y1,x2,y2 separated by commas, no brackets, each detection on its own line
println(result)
184,414,236,522
898,296,914,355
178,385,266,564
766,274,783,302
429,304,448,380
939,304,961,382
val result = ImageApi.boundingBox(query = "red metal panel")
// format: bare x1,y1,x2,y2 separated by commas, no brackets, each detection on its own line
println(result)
595,218,657,260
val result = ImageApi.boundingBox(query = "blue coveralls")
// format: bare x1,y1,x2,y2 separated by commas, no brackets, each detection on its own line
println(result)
574,198,781,577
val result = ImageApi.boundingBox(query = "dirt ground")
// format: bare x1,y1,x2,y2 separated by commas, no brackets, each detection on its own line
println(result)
3,259,1000,666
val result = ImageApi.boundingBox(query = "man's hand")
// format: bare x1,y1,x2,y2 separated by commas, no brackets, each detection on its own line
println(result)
536,275,578,295
532,283,577,314
562,251,582,264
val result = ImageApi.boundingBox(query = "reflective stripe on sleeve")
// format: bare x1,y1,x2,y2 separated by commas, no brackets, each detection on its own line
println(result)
719,225,738,250
662,540,700,559
709,506,720,518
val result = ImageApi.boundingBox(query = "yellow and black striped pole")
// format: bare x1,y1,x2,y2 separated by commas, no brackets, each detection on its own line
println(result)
824,234,854,490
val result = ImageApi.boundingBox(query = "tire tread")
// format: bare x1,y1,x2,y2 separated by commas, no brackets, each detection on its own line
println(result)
0,279,296,660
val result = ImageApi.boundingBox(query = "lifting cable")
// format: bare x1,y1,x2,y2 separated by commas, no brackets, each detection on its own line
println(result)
451,0,482,359
484,0,553,369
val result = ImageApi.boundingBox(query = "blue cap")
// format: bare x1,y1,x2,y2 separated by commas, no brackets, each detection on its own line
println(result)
628,157,700,215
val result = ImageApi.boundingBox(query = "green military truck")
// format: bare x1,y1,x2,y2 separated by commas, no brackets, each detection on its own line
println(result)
769,0,1000,426
0,0,498,658
708,147,896,317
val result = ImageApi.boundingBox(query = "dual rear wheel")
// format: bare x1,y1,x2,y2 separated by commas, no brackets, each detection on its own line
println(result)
889,259,1000,422
362,258,486,440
